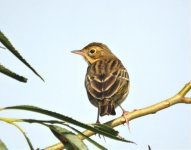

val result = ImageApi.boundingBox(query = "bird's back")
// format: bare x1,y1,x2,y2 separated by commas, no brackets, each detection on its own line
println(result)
85,58,129,116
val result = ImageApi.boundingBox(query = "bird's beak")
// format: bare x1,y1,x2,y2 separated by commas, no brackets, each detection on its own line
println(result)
71,50,84,56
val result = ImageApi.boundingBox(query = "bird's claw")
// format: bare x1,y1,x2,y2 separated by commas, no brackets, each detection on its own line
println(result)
121,111,130,131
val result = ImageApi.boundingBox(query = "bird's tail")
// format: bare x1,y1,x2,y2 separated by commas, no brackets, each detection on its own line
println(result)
100,99,116,116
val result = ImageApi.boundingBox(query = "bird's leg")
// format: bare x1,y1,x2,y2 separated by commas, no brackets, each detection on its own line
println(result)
96,103,106,141
96,103,101,124
96,103,102,138
96,108,100,124
118,104,130,131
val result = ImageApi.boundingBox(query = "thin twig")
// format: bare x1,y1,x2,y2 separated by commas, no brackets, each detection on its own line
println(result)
44,81,191,150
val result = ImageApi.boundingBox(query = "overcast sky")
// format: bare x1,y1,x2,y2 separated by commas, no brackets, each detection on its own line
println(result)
0,0,191,150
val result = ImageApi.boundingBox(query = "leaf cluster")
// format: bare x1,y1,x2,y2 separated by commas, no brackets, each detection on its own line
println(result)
0,30,44,82
0,31,134,150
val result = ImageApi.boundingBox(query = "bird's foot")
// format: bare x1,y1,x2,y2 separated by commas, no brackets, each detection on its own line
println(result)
95,121,106,141
118,104,130,131
121,111,130,131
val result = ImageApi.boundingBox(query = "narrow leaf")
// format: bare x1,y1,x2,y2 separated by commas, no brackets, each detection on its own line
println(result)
22,119,65,125
65,124,107,150
92,123,118,136
11,123,34,150
0,119,34,150
49,125,88,150
148,145,151,150
0,139,8,150
0,64,27,82
3,105,135,144
0,30,44,81
15,118,107,150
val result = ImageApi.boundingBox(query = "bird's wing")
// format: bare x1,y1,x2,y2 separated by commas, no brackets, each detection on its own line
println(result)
85,59,129,100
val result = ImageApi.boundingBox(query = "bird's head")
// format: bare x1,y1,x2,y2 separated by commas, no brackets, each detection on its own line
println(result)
71,42,115,64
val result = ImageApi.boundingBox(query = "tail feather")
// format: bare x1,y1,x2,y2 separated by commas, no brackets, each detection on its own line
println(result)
100,99,116,116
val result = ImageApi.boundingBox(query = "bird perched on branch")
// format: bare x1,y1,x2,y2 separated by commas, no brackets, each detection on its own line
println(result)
71,42,130,124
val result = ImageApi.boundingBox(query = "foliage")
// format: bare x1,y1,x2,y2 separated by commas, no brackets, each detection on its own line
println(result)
0,64,27,82
0,30,44,82
0,31,134,149
0,139,8,150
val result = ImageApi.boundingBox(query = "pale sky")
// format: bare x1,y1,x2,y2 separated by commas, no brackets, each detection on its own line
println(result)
0,0,191,150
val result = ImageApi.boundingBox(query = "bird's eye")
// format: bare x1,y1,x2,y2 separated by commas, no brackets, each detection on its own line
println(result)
89,49,96,55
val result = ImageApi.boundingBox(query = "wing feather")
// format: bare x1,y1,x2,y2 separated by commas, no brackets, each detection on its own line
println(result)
85,59,129,101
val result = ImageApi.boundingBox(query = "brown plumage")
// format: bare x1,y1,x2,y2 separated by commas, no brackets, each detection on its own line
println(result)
71,42,129,123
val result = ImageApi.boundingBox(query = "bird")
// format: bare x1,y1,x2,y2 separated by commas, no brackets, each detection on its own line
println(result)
71,42,130,124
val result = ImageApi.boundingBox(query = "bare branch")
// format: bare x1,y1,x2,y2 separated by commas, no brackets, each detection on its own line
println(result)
44,81,191,150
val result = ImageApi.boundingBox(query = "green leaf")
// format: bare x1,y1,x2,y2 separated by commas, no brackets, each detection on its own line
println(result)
0,64,27,82
22,119,65,124
0,139,8,150
92,123,119,137
11,123,34,150
17,119,107,150
0,118,34,150
3,105,135,144
0,30,44,81
65,124,107,150
49,125,88,150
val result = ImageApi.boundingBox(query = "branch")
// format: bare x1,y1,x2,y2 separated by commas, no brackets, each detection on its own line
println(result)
44,81,191,150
